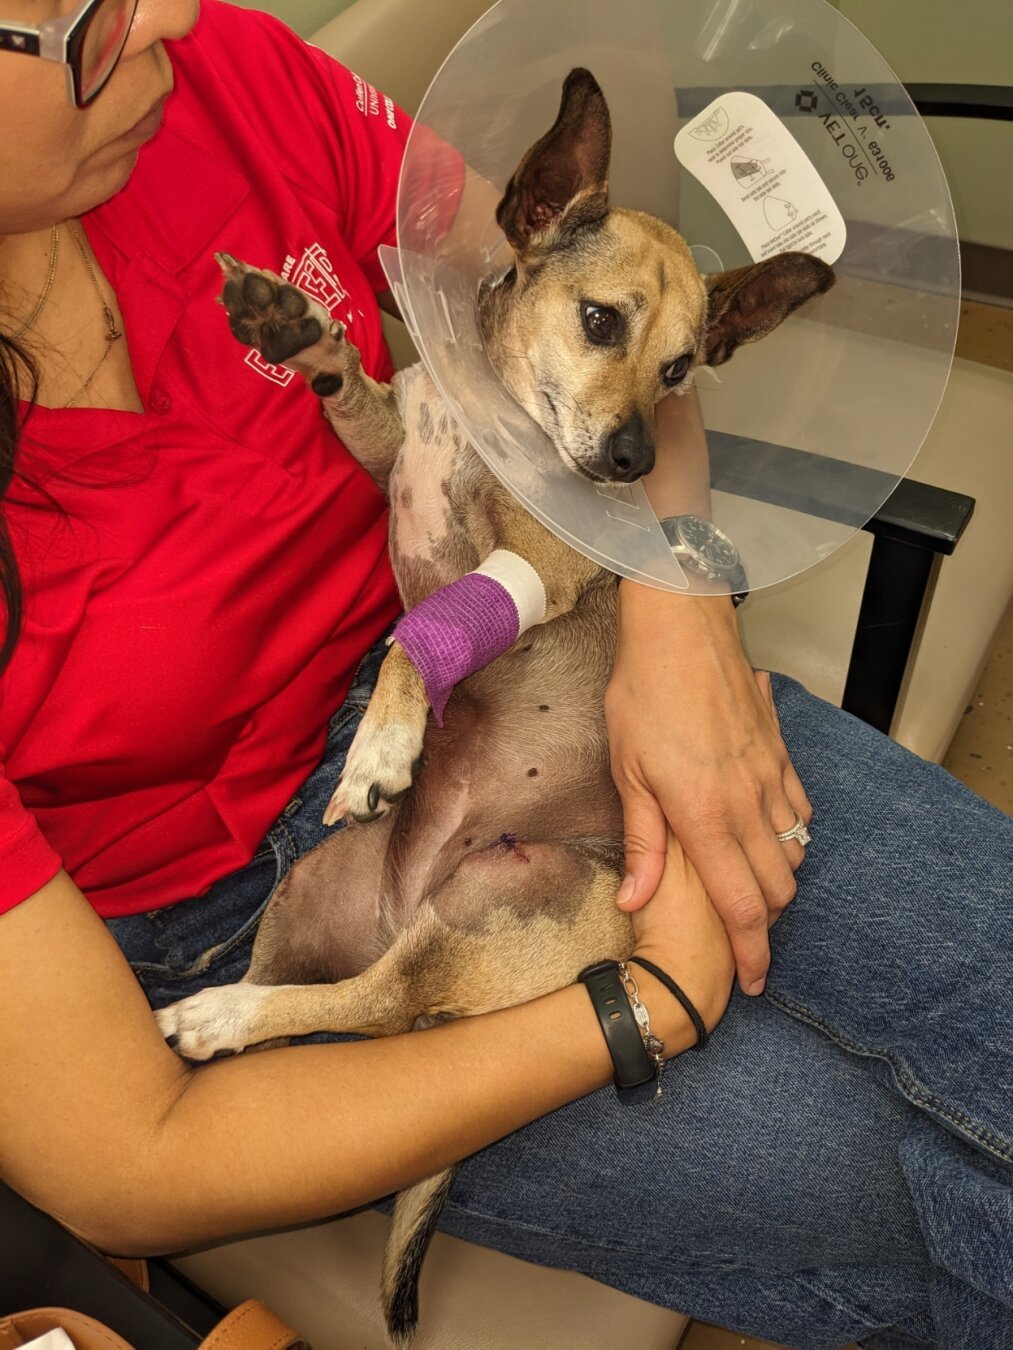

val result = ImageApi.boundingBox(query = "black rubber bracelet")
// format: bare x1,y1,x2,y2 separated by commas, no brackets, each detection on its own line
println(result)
578,960,658,1103
627,955,709,1050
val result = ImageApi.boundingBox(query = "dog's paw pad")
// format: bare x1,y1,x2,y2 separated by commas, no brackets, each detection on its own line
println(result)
215,258,337,368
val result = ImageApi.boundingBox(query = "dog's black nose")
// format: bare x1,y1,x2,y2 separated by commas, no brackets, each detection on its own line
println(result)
603,417,655,482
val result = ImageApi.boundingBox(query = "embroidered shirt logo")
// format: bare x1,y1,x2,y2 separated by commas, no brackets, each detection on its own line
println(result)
351,72,398,130
243,243,352,387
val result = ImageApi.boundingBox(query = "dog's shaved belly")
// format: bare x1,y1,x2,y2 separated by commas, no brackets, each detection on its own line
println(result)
248,601,622,987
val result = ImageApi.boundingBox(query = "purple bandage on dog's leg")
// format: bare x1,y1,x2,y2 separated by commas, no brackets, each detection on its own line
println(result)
393,553,546,724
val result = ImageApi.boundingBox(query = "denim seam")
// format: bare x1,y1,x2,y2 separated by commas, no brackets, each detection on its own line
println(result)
327,706,357,736
274,817,298,863
443,1199,919,1314
792,1270,920,1332
442,1200,749,1271
765,991,1013,1166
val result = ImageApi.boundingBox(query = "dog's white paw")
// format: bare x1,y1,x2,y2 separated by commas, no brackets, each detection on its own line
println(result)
156,983,273,1062
324,719,424,825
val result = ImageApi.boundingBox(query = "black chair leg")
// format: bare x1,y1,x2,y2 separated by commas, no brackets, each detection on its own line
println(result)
842,537,942,734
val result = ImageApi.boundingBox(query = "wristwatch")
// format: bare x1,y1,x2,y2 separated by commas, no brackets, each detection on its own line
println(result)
659,514,749,605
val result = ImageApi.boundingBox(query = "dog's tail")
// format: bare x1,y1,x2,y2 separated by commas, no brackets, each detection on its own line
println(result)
382,1166,458,1345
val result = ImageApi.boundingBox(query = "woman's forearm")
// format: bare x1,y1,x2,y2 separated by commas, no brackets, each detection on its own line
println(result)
142,985,619,1252
644,388,713,521
2,866,723,1255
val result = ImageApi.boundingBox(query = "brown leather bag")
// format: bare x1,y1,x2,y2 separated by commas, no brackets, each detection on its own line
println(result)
0,1300,308,1350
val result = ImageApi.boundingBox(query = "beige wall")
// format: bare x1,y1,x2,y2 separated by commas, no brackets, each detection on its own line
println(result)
234,0,1010,249
836,0,1012,249
228,0,355,38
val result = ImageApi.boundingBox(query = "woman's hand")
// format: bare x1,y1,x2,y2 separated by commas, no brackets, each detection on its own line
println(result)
628,834,735,1044
605,583,812,995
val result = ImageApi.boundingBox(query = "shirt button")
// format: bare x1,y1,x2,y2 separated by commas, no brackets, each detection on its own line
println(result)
150,389,172,414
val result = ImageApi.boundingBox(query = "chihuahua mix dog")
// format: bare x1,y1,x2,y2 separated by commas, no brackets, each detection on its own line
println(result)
157,70,833,1343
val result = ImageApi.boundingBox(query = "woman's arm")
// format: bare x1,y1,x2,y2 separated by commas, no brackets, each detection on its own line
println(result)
606,395,812,997
1,862,731,1256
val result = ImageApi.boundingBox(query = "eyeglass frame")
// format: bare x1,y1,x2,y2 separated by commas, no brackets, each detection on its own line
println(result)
0,0,138,108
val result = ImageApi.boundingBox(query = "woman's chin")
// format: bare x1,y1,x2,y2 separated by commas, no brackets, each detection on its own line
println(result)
76,150,144,217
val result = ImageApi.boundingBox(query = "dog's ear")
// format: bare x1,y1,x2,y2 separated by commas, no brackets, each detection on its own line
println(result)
496,68,611,258
703,252,835,366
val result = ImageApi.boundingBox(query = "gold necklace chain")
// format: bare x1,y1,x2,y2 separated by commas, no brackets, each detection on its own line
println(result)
11,223,60,340
64,221,124,409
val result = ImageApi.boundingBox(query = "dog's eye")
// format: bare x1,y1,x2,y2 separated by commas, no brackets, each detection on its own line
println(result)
581,303,622,346
662,354,692,387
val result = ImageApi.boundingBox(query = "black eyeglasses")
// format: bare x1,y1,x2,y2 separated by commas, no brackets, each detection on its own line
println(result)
0,0,139,107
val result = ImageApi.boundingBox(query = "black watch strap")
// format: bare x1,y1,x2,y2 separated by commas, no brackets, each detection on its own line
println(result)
578,960,657,1104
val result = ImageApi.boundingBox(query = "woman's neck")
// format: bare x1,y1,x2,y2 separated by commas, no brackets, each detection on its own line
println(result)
1,219,142,413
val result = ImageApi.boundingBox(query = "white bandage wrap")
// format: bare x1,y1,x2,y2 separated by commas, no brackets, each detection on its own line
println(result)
474,549,547,633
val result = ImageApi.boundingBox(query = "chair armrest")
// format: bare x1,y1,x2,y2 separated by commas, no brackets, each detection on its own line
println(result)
864,476,974,555
905,84,1013,121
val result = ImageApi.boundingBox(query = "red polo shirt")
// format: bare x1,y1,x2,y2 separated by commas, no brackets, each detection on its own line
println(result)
0,2,411,916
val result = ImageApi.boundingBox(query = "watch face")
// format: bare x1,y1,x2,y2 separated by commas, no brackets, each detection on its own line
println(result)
675,516,741,573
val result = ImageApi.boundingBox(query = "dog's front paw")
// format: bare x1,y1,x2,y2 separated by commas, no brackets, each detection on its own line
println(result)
216,253,350,382
156,984,272,1062
324,718,425,826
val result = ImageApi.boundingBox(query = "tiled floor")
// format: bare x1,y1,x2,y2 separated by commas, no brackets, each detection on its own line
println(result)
954,298,1013,374
941,600,1013,813
941,299,1012,816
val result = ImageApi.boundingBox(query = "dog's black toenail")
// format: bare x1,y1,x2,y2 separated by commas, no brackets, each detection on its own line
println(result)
278,286,309,318
312,373,343,397
367,782,381,813
166,1034,180,1049
242,273,275,306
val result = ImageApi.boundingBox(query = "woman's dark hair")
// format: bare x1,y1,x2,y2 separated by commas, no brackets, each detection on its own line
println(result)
0,331,35,675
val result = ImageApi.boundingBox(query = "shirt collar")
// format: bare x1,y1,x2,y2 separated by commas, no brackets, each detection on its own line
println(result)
90,117,249,275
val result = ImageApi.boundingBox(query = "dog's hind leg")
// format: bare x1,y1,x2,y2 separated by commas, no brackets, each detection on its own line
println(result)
156,841,630,1059
216,253,404,491
154,934,426,1060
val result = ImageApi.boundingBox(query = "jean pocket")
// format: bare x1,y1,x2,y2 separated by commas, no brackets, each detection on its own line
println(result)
120,845,281,990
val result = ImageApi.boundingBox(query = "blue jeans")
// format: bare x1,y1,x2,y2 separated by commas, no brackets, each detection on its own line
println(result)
108,647,1013,1350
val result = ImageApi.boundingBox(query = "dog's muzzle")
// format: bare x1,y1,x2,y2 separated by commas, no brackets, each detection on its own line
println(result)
596,416,655,483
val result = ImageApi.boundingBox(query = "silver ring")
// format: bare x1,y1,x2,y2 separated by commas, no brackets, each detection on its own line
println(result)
776,814,811,846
